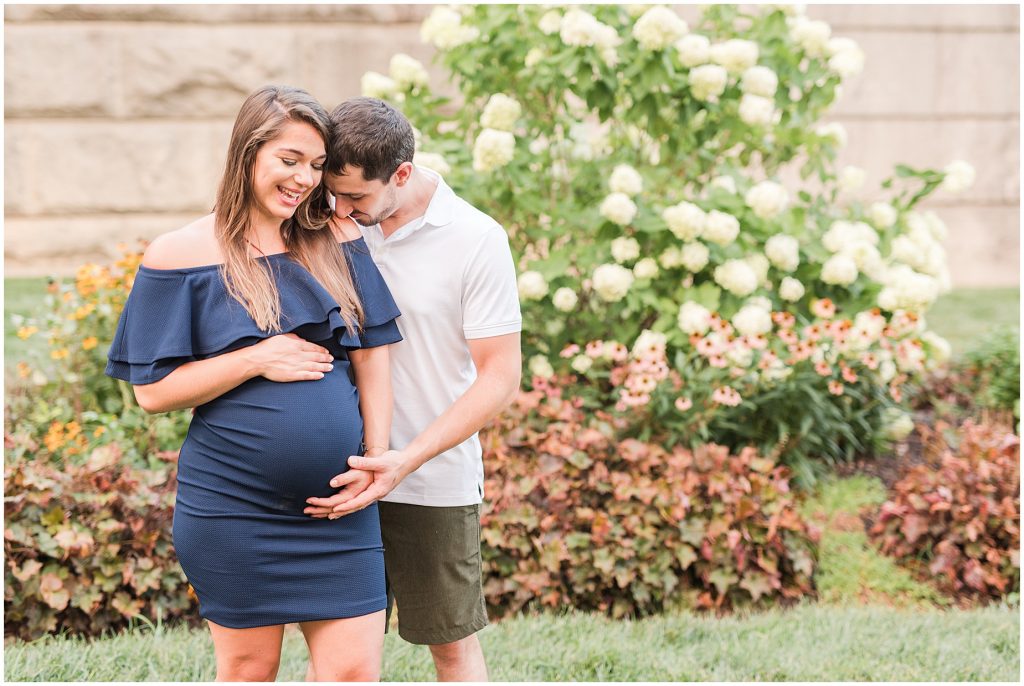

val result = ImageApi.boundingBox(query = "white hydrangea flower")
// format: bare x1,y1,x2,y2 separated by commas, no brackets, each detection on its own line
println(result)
571,355,593,374
733,303,773,336
539,9,562,35
525,47,545,68
710,39,759,74
678,301,712,334
881,407,914,441
924,211,949,242
472,128,516,173
778,276,805,301
529,354,555,379
632,6,688,50
738,93,778,126
816,122,847,148
421,6,480,49
823,220,879,252
823,37,864,78
662,201,706,240
922,330,952,364
633,257,659,279
745,181,789,219
560,9,621,49
765,234,800,272
689,64,729,102
389,54,429,90
710,175,737,194
745,254,770,284
680,242,710,272
740,65,779,97
413,151,451,176
788,16,831,57
480,94,522,132
941,160,976,193
675,33,711,67
820,254,859,285
600,192,638,226
842,241,883,275
632,329,668,358
517,271,549,301
553,287,579,312
703,210,741,246
727,345,755,368
714,259,758,296
659,246,683,268
360,71,398,99
838,165,866,192
611,236,641,263
609,164,644,196
592,263,635,302
867,201,898,229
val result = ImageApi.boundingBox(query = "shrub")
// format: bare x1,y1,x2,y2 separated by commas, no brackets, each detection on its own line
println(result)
869,419,1021,600
366,4,970,474
960,327,1020,418
4,442,194,640
480,379,820,618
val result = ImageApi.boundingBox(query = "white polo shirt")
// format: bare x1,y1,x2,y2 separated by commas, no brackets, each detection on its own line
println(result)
360,167,522,507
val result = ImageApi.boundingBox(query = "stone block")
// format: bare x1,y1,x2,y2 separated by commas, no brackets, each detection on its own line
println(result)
834,119,1018,204
303,25,443,107
934,31,1019,116
4,4,431,24
4,121,231,215
4,26,124,118
122,27,303,118
811,4,1019,31
933,205,1019,287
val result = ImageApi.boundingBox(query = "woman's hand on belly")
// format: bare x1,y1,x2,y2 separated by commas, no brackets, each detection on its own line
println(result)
245,333,335,382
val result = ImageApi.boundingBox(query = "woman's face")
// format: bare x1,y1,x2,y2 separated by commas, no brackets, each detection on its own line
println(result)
250,119,327,227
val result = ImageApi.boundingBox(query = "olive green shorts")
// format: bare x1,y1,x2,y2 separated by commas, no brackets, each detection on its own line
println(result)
378,501,488,645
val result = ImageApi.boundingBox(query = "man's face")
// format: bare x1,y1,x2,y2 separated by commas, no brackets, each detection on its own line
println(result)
325,165,399,227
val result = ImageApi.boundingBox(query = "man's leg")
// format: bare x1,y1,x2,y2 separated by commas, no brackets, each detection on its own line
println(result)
429,633,488,682
378,501,490,681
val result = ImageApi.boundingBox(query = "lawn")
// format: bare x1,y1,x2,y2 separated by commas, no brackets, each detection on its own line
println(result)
4,603,1019,682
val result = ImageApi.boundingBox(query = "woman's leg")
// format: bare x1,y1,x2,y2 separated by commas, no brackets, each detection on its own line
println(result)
207,621,285,682
300,610,386,682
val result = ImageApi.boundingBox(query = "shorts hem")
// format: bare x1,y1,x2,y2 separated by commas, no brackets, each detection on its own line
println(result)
397,615,489,645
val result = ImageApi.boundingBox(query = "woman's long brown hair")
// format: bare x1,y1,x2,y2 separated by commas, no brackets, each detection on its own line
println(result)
214,85,363,333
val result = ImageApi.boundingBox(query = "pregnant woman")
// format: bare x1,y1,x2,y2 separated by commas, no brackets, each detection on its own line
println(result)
106,85,399,681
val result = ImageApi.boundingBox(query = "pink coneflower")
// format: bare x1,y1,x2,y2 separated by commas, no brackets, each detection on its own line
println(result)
772,311,796,329
814,360,832,377
779,329,799,345
606,342,629,362
841,364,858,383
675,396,693,412
586,340,605,358
709,355,728,368
860,352,879,369
811,297,836,319
619,388,651,407
828,380,845,396
711,386,743,407
889,385,902,403
758,351,779,369
803,324,822,342
745,334,769,350
560,344,581,358
696,337,720,357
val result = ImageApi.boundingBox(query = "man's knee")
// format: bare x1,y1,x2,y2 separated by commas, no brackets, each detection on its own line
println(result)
429,633,480,662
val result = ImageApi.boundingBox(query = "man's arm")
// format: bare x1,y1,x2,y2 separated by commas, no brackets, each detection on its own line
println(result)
326,331,521,517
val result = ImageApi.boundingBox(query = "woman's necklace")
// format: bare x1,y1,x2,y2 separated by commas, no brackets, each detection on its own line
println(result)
247,238,269,259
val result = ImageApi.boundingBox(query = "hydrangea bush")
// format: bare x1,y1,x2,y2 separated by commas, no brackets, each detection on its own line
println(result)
370,4,971,479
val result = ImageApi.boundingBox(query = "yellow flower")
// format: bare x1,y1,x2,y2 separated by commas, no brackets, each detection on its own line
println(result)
82,337,98,350
93,426,107,438
16,326,38,340
16,362,31,378
51,348,70,360
74,304,96,320
65,421,81,439
43,422,65,452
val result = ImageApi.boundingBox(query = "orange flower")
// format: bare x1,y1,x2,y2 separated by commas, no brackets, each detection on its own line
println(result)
50,348,70,360
82,337,98,351
93,426,107,438
16,326,38,340
16,362,30,378
43,422,65,452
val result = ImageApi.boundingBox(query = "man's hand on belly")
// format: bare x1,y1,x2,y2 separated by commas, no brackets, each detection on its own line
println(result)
324,450,411,518
303,467,373,518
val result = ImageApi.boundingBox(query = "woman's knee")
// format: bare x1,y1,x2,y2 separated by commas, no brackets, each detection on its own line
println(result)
309,659,380,682
216,655,281,682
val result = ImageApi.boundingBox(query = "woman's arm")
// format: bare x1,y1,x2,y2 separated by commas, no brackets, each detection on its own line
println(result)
347,344,392,454
133,333,335,413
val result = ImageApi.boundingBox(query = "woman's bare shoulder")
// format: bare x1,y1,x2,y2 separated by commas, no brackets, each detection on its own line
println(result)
328,215,363,244
142,215,223,269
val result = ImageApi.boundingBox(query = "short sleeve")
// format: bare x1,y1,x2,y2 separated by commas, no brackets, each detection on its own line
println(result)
105,269,198,385
344,241,404,349
461,226,522,339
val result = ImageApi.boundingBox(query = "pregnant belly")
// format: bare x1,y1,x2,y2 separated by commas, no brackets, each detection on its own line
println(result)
178,365,363,513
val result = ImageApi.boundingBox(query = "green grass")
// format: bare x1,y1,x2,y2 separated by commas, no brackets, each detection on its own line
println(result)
4,277,51,373
4,604,1019,682
800,475,950,607
926,287,1020,355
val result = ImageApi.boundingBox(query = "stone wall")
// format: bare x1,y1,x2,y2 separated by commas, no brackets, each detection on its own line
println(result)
4,4,1020,286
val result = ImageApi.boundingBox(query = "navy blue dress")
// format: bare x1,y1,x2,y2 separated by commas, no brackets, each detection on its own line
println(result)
106,238,401,628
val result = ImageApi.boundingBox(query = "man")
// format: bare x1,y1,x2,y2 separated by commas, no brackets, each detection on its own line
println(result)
305,97,522,681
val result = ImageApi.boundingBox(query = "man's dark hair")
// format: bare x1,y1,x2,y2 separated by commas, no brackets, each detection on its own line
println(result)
327,97,416,182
